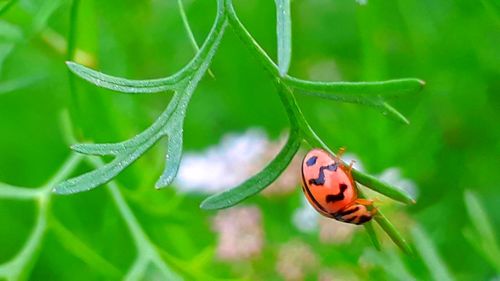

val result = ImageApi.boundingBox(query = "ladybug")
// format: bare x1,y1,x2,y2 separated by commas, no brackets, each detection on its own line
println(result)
301,148,377,225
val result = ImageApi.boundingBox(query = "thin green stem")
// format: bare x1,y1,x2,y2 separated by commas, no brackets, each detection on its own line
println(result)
225,0,280,76
66,0,82,140
50,218,122,278
0,197,49,281
85,156,181,281
177,0,215,78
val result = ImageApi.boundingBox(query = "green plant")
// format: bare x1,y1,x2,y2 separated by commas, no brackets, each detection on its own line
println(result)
53,0,424,253
463,190,500,273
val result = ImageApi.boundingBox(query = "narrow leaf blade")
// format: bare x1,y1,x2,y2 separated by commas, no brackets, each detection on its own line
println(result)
54,136,159,194
364,221,382,251
66,62,179,93
200,130,301,210
375,211,413,255
156,130,183,188
464,190,496,244
275,0,292,76
287,77,425,100
380,102,410,125
412,225,454,281
71,143,127,156
353,169,416,205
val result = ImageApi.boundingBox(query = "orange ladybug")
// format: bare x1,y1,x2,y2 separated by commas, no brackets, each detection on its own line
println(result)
301,148,377,225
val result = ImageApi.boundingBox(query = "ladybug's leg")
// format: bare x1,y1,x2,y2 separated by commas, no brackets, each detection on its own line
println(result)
337,147,346,157
348,160,356,174
354,198,373,206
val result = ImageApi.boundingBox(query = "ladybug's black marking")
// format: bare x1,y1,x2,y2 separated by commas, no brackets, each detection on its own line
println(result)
306,156,318,166
338,206,359,216
301,170,329,215
325,183,348,203
343,215,357,223
356,215,372,225
308,163,338,186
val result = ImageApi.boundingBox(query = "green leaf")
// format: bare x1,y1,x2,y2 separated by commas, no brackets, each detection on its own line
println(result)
71,142,129,156
464,190,497,245
374,211,413,255
57,10,228,194
0,76,43,95
380,101,410,125
200,129,301,210
363,249,417,281
66,62,182,93
31,0,64,34
411,225,454,281
0,0,18,16
54,135,163,194
155,128,183,188
285,77,424,123
275,0,292,76
364,221,382,251
286,77,425,99
463,190,500,271
353,169,415,205
177,0,214,78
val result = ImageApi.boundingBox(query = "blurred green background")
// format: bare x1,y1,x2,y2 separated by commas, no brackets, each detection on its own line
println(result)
1,0,499,280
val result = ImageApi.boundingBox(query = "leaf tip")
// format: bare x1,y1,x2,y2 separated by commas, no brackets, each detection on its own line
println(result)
65,61,77,69
199,197,217,210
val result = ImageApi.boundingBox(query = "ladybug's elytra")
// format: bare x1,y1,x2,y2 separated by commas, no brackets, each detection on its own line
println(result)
301,148,377,225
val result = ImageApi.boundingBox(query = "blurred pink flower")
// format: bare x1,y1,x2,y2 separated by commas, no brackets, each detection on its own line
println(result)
276,240,318,281
319,217,358,245
212,206,264,261
319,268,360,281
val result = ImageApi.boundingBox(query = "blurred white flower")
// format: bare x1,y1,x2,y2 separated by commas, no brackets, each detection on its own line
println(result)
342,152,365,172
377,168,419,200
292,197,320,233
212,206,264,261
175,129,269,193
175,128,301,196
276,240,318,281
356,0,368,5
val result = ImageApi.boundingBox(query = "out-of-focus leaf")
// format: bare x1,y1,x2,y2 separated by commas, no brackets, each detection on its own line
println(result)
363,249,417,281
31,0,64,34
0,76,43,95
412,225,454,281
463,191,500,272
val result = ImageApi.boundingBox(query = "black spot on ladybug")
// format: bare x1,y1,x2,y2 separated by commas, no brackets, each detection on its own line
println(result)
356,215,372,225
306,156,318,166
301,170,329,214
325,183,348,203
308,163,338,186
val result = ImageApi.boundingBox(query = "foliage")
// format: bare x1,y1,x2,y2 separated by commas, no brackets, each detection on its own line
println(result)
0,0,499,280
